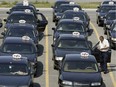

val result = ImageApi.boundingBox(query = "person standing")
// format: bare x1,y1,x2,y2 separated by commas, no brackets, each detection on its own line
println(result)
98,36,110,74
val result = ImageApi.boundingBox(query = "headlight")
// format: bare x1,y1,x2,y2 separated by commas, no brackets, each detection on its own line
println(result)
62,80,73,85
91,82,101,86
56,16,61,19
53,38,56,41
111,38,116,41
100,16,103,19
4,28,7,31
55,57,63,61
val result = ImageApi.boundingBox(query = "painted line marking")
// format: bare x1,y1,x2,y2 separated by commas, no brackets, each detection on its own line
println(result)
45,23,49,87
90,22,116,87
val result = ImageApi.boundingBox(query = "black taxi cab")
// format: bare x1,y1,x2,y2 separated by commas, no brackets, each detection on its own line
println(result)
61,8,90,30
52,18,88,43
96,1,116,26
0,36,39,71
4,10,48,32
51,0,70,22
58,53,103,87
51,33,92,69
0,54,34,87
107,20,116,49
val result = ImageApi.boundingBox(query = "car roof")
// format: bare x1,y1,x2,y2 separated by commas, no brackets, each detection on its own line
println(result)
59,34,86,40
3,37,34,44
65,54,97,62
0,56,28,64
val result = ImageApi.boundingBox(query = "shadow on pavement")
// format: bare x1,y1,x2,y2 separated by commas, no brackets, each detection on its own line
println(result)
35,61,43,78
88,29,93,36
37,44,44,57
101,82,106,87
34,83,41,87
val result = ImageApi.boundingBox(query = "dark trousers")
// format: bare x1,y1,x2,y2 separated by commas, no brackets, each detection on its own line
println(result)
100,52,108,72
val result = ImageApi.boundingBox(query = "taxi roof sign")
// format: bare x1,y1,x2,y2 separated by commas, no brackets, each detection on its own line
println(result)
73,7,79,12
19,20,26,23
12,54,22,59
80,52,89,58
109,1,114,5
69,2,75,5
22,36,30,41
72,32,80,36
23,0,29,6
73,17,80,21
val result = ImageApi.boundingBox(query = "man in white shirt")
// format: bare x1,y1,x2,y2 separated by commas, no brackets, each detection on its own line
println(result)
98,36,110,74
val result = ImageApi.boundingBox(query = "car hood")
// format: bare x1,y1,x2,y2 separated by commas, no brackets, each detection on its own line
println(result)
55,48,91,57
111,31,116,38
0,75,30,86
0,52,37,62
61,72,101,82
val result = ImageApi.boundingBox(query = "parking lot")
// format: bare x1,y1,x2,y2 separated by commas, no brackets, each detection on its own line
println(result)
0,8,116,87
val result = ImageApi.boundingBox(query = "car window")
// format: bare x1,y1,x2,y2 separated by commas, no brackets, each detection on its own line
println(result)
7,14,36,24
57,22,85,32
63,61,98,73
2,43,35,54
0,63,28,75
7,28,35,38
58,39,89,49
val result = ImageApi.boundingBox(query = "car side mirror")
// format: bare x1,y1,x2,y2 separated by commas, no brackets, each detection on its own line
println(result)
4,19,7,22
36,9,39,12
51,6,54,8
6,11,10,14
51,44,54,47
96,10,98,12
52,27,55,31
97,6,100,8
1,32,5,36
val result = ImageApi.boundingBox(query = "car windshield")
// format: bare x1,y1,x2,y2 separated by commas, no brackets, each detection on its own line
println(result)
2,43,35,54
6,28,36,38
57,22,85,32
58,39,89,49
59,5,81,13
7,14,36,24
100,6,116,13
63,61,98,73
62,13,85,21
0,63,28,76
106,12,116,20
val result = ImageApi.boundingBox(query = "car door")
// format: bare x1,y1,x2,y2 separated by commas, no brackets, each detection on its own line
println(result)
37,13,48,32
92,42,111,63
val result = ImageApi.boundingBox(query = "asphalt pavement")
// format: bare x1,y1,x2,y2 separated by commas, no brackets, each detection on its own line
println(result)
0,8,116,87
